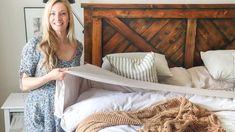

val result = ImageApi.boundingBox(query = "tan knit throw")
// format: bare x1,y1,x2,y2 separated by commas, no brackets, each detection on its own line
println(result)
76,97,225,132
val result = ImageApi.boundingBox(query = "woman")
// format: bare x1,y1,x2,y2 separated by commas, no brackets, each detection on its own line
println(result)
19,0,83,131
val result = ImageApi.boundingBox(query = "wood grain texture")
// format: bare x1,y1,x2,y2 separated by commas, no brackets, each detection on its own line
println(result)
82,4,235,68
185,19,197,68
92,18,102,66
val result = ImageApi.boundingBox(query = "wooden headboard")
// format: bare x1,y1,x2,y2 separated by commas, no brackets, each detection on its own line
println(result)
81,4,235,68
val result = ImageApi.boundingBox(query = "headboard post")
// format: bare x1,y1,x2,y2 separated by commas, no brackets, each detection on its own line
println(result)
83,8,92,64
92,18,102,66
185,19,197,68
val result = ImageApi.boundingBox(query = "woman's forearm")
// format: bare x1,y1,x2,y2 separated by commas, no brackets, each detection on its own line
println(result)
20,68,67,91
21,73,52,91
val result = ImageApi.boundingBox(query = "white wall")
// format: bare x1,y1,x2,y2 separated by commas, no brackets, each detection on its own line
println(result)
0,1,43,132
0,0,234,131
0,0,83,131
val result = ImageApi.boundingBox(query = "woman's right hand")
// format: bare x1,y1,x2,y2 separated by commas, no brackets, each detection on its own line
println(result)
47,68,68,81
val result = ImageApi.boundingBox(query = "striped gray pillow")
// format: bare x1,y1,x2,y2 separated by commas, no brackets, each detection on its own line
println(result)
107,52,158,83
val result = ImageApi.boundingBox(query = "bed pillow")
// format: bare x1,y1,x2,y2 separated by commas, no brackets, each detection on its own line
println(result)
106,52,158,83
200,50,235,82
158,67,192,87
102,52,172,77
187,66,234,91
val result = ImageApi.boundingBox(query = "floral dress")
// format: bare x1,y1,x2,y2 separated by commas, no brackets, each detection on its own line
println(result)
19,35,83,132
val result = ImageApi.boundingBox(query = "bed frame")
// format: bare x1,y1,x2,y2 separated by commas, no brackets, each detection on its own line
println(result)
81,4,235,68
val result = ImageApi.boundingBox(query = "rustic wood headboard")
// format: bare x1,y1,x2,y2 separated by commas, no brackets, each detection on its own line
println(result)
81,4,235,68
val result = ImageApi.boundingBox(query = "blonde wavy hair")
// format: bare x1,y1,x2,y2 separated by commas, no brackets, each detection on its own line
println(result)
39,0,77,70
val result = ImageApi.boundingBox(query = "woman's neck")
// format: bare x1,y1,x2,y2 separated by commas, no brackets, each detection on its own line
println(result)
57,34,69,45
55,31,68,43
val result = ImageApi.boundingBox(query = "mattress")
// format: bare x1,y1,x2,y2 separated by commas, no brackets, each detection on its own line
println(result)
54,64,235,132
60,88,235,132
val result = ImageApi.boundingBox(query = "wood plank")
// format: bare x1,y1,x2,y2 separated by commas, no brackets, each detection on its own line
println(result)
115,40,131,53
102,22,117,44
151,20,185,53
105,17,157,52
83,9,92,64
213,20,235,41
126,45,139,52
185,19,197,68
142,20,169,41
92,9,235,18
92,18,102,66
225,39,235,49
195,34,210,52
82,4,235,9
196,23,212,51
168,46,184,67
199,20,227,48
104,19,149,53
165,32,185,58
104,33,125,54
128,19,153,34
104,19,158,54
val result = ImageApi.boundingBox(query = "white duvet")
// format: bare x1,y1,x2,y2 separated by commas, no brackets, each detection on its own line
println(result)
55,64,235,132
61,88,235,132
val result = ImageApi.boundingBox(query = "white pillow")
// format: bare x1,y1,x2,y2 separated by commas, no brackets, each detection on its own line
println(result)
102,52,172,77
201,50,235,82
106,52,158,83
187,66,234,91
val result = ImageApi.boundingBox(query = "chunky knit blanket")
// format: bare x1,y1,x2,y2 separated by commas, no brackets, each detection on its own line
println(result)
76,97,225,132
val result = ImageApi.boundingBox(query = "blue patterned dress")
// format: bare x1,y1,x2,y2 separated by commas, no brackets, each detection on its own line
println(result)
19,35,83,132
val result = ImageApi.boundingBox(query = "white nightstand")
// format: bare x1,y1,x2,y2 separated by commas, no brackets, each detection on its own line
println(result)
1,93,27,132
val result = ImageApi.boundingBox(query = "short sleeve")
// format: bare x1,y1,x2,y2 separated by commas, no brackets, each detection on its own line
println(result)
77,41,83,54
19,36,41,77
76,41,83,65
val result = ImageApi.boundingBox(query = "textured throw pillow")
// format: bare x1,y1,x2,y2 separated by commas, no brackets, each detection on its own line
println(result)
201,50,235,82
106,52,158,83
102,52,172,77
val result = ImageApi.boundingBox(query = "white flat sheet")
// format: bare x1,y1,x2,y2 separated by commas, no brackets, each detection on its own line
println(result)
60,88,235,132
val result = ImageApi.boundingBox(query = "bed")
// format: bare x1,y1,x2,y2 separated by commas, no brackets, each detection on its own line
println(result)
55,4,235,132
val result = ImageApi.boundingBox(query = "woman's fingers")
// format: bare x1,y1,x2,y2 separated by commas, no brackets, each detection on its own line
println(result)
57,68,69,80
59,68,68,72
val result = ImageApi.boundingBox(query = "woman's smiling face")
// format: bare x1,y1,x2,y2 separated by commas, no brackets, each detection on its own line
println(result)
49,2,69,34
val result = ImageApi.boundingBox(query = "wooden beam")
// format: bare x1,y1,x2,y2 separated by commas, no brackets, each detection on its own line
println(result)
92,9,235,18
84,9,92,64
185,19,197,68
92,18,102,66
82,4,235,9
105,17,157,52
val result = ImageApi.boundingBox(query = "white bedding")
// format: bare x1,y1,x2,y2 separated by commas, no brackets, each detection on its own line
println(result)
61,88,235,132
55,64,235,132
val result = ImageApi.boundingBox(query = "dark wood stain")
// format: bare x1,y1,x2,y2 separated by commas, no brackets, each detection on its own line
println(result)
82,4,235,68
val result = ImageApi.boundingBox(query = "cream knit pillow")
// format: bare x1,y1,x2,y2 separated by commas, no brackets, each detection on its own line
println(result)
106,52,158,83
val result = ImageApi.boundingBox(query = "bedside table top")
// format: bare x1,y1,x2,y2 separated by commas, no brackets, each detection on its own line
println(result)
1,93,28,110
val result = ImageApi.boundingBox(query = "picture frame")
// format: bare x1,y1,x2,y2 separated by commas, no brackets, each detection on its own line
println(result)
24,7,44,42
